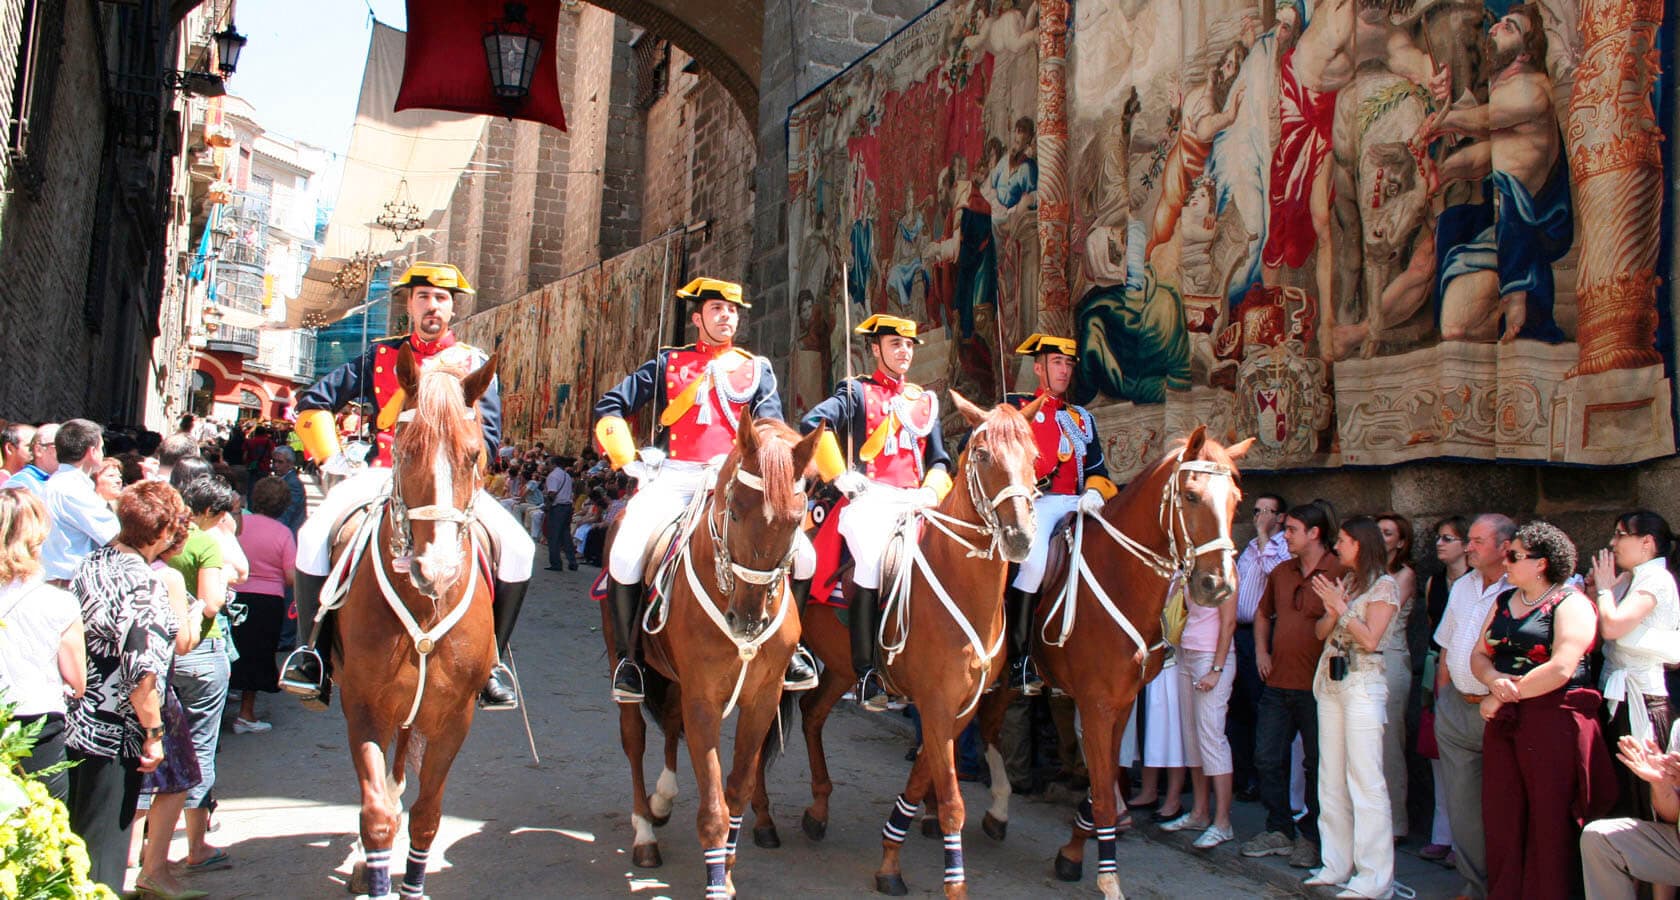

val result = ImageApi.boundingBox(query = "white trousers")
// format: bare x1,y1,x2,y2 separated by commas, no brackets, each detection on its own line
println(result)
1429,758,1453,846
837,484,927,590
1176,647,1237,776
1011,493,1080,593
1315,674,1394,898
296,468,535,582
607,460,814,585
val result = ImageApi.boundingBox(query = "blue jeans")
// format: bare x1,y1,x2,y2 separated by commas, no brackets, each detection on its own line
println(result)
170,638,230,808
1255,685,1319,840
546,503,575,568
1227,625,1262,790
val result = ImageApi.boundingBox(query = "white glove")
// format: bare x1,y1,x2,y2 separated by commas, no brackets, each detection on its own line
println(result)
833,470,868,499
1078,488,1106,516
911,487,940,509
320,452,359,477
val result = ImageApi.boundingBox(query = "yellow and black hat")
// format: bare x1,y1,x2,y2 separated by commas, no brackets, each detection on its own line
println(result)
676,277,749,308
855,314,923,345
393,262,475,294
1014,333,1077,358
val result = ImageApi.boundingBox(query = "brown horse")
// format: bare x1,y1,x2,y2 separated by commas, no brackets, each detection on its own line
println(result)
600,418,823,899
329,345,499,899
782,393,1041,899
969,425,1250,900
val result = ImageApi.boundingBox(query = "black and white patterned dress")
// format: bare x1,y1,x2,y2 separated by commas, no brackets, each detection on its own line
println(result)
65,546,178,761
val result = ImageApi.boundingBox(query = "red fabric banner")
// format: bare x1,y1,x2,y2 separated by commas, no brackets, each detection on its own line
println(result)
396,0,568,132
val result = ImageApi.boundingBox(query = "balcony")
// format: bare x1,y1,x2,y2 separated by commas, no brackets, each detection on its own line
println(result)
206,325,259,358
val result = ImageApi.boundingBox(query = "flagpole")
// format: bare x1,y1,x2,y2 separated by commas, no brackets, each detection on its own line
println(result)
650,235,672,446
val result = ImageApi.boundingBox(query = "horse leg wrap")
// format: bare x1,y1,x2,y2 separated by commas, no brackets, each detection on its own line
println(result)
1096,825,1119,875
726,814,743,858
1074,794,1095,833
399,847,428,899
882,794,918,844
364,848,392,899
703,847,729,899
943,831,966,885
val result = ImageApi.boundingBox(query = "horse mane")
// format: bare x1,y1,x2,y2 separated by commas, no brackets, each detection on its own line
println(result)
394,368,483,470
744,418,806,523
975,402,1036,466
1108,431,1243,510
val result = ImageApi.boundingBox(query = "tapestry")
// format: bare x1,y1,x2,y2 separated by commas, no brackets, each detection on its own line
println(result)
785,0,1675,478
456,237,680,453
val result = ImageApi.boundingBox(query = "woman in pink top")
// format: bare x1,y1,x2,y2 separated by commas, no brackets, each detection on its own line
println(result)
229,478,296,732
1163,568,1240,849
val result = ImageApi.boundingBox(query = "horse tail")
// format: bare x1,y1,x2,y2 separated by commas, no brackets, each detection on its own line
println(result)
639,667,678,735
760,689,801,772
386,729,423,813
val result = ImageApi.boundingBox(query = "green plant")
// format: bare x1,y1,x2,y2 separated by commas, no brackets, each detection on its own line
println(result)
0,703,113,899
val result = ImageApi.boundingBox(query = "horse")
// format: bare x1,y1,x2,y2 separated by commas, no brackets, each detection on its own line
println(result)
781,392,1041,899
600,418,824,899
329,344,500,900
968,424,1250,900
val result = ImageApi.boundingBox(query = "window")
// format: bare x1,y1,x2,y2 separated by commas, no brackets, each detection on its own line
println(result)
631,32,669,111
6,0,66,194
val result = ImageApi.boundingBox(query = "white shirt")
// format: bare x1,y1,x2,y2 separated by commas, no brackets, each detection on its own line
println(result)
0,578,80,716
544,467,574,504
1603,556,1680,700
1433,569,1511,697
1235,531,1290,624
41,465,120,582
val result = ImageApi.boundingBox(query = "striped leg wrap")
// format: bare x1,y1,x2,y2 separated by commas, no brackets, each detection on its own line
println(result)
399,847,429,898
942,831,966,884
1096,825,1119,874
1074,794,1095,832
725,814,743,858
364,848,392,899
882,794,919,844
703,847,729,899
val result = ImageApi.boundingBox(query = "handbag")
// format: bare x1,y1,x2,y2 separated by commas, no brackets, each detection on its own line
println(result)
1416,706,1440,759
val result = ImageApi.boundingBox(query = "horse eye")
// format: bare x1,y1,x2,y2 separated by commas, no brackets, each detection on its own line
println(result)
1185,491,1201,504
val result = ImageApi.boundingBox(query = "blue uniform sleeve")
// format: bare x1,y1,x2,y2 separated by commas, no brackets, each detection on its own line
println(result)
750,358,783,422
478,370,503,457
1083,420,1109,482
800,380,861,449
923,411,952,475
595,355,663,422
295,348,374,412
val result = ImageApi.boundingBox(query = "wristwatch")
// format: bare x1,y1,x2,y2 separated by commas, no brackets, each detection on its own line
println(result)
142,724,166,741
1211,665,1225,673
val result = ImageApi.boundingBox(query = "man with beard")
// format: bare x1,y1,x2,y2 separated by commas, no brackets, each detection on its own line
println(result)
1427,4,1570,344
1260,1,1338,352
1146,40,1250,261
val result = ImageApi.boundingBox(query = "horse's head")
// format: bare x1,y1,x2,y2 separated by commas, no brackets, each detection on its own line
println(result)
711,418,824,641
390,344,496,598
1170,425,1252,608
949,390,1039,563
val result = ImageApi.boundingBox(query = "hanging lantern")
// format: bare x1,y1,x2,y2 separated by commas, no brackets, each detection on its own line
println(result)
483,3,542,104
214,24,248,77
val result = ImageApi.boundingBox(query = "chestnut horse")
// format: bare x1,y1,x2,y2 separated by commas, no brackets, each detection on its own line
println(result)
328,345,499,900
781,393,1041,899
600,418,823,899
969,425,1250,900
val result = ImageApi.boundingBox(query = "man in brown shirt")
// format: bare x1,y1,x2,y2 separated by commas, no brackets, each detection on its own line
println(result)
1240,500,1347,868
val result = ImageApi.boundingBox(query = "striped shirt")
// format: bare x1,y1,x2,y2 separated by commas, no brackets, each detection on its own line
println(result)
1235,531,1290,624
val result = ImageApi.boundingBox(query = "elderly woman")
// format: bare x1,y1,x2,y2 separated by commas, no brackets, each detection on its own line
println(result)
1306,516,1400,899
229,476,297,732
65,482,187,893
95,458,124,504
1473,520,1615,900
1374,513,1415,840
0,488,86,800
1590,510,1680,821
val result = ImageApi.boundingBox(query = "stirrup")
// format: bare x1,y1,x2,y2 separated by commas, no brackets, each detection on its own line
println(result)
279,646,323,696
782,646,819,692
856,669,890,713
1015,658,1045,697
612,657,645,704
479,663,518,711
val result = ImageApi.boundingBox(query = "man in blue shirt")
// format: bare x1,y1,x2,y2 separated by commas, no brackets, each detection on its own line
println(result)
4,422,57,494
41,420,118,583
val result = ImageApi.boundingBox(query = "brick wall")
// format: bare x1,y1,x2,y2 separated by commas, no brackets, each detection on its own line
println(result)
684,76,755,289
640,43,693,246
561,5,620,270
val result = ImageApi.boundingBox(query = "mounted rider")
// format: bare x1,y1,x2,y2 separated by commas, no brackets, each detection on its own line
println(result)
1003,333,1117,693
800,314,953,711
594,277,819,704
280,262,533,711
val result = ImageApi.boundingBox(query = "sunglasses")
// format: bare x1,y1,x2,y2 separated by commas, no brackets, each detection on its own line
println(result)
1253,508,1279,517
1505,550,1536,564
1436,534,1462,543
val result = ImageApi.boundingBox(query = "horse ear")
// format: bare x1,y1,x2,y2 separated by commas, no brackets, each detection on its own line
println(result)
948,389,986,427
1184,424,1208,458
1226,436,1257,462
397,344,420,395
462,354,498,406
736,416,761,461
791,423,825,478
1019,394,1048,422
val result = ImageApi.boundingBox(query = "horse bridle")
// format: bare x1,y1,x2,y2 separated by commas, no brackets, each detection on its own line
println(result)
707,463,807,596
384,422,479,591
917,424,1038,560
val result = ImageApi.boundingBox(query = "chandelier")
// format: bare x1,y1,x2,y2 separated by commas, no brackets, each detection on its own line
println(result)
329,250,377,297
300,310,330,329
377,179,425,244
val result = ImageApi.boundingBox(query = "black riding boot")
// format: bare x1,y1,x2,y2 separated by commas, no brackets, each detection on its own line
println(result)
280,571,333,709
1006,587,1045,696
783,578,819,691
608,578,646,703
480,579,528,710
848,587,886,711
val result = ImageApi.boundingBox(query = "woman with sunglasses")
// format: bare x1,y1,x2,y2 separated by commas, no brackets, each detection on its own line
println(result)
1471,521,1613,900
1589,509,1680,821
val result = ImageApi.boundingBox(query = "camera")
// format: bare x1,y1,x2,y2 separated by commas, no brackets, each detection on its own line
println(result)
1328,655,1349,682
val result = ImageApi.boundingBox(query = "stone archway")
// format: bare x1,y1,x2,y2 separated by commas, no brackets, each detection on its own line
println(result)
583,0,763,127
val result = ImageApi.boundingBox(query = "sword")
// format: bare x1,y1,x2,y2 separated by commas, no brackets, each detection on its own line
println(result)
650,237,673,447
507,642,541,766
840,263,857,467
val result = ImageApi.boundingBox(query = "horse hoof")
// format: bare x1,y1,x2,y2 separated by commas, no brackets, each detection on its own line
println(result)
875,873,909,896
753,825,781,849
632,844,663,868
982,812,1008,841
648,811,671,828
347,862,368,895
1054,851,1083,882
920,817,941,838
801,810,827,842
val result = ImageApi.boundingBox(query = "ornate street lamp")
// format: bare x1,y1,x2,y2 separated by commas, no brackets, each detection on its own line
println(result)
483,3,542,106
214,24,247,77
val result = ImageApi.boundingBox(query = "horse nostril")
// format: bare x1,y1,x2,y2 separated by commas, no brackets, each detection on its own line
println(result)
724,610,737,627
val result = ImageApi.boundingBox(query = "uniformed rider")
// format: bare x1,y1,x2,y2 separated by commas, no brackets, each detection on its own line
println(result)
800,314,952,712
1004,333,1117,693
280,262,534,710
594,277,819,703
